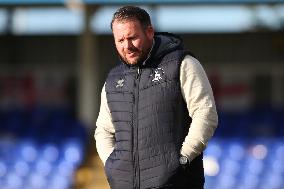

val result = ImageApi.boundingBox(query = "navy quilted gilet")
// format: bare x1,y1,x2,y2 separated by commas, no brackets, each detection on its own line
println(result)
104,33,204,189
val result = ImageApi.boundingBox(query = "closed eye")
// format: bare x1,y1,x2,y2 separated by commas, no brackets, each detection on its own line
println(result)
117,39,124,43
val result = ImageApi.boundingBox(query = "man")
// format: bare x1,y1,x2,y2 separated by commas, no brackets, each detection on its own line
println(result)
95,6,218,189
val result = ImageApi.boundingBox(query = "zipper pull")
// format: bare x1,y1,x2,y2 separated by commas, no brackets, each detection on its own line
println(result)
136,68,140,79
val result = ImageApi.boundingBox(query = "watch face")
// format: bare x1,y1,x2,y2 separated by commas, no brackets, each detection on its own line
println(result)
179,156,188,165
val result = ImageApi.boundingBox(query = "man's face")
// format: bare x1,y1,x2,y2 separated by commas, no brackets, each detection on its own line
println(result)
112,19,154,65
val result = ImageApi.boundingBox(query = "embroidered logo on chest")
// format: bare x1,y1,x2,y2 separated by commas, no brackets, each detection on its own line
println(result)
151,68,165,82
116,78,125,88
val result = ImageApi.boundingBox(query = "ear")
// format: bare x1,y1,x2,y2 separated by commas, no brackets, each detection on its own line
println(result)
146,25,154,40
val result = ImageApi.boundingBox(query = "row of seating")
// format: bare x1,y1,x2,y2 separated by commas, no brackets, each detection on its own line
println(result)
0,106,86,142
204,138,284,189
0,106,87,189
216,107,284,137
0,137,85,189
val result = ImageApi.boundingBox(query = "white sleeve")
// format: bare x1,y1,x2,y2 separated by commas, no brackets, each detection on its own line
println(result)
180,55,218,161
94,83,115,165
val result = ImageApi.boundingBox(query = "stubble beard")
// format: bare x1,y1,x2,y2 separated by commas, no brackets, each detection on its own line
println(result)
120,46,151,66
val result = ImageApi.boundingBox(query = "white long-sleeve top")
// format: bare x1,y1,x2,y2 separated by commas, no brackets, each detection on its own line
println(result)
95,55,218,165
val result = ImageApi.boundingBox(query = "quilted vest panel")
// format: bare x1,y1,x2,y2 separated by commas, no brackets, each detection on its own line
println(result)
105,50,203,189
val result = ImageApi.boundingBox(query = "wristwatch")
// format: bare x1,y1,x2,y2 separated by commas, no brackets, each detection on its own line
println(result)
179,155,189,165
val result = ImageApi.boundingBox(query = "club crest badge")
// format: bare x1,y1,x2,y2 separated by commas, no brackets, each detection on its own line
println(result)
116,78,125,88
151,68,164,82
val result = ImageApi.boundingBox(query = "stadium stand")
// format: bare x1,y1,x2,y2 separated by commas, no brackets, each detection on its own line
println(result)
0,106,87,189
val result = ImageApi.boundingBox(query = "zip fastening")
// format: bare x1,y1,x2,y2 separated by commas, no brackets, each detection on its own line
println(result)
133,67,141,189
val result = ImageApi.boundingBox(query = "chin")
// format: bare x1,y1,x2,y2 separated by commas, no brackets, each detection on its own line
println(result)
127,59,139,65
128,61,138,65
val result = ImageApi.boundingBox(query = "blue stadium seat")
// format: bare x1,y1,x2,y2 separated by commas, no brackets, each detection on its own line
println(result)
205,139,223,159
61,138,84,167
13,160,30,178
0,160,8,179
17,139,38,163
39,143,60,163
27,173,47,189
5,172,24,189
47,175,70,189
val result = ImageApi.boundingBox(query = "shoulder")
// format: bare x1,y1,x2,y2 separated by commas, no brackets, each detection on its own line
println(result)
108,64,125,76
181,55,204,75
105,64,125,90
182,54,200,65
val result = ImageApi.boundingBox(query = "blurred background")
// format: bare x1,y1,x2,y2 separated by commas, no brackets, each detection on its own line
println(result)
0,0,284,189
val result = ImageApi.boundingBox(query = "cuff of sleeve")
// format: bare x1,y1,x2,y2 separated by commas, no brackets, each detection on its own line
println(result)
180,146,200,162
